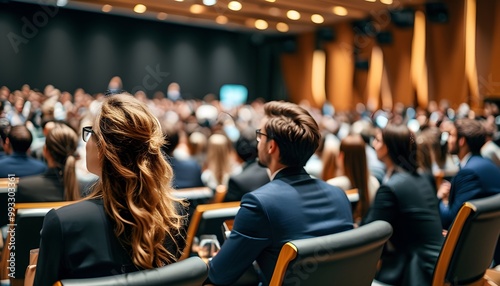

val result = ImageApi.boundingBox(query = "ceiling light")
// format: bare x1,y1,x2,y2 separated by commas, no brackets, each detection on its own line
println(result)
380,0,393,4
332,6,348,16
287,10,300,20
102,4,112,12
216,15,228,24
265,0,276,2
203,0,217,6
269,7,281,16
134,4,147,14
157,12,168,20
255,19,268,30
276,22,289,32
311,14,324,24
365,0,376,2
190,4,205,14
228,1,242,11
175,0,184,2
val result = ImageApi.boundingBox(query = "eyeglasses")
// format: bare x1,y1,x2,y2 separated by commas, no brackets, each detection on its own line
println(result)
82,126,94,142
255,129,268,142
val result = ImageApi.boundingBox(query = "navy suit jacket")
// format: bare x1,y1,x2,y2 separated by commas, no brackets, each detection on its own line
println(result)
0,152,47,178
440,155,500,229
207,167,353,285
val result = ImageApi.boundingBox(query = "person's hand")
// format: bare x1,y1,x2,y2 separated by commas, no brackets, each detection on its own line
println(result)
437,180,451,203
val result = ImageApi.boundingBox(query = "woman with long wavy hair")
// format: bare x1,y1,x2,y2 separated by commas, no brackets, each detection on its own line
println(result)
34,93,187,286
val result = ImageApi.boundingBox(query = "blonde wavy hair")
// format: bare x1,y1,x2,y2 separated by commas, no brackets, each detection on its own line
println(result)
45,123,80,201
87,93,186,269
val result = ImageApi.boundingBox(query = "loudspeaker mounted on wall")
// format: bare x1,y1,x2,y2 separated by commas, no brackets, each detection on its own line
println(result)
390,8,415,28
376,31,393,45
426,3,449,23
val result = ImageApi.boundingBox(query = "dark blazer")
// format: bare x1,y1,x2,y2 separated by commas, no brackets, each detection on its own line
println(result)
207,167,353,285
362,171,444,286
16,168,64,203
224,160,270,202
34,199,187,286
168,157,204,189
0,152,46,178
440,155,500,229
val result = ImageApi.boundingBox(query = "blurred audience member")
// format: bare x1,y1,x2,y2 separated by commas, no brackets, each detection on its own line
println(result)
17,123,80,202
0,125,46,177
362,124,443,286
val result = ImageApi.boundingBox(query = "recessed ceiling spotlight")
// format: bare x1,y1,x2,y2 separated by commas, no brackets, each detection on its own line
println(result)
174,0,184,2
102,4,112,12
190,4,205,14
276,22,289,32
380,0,393,4
157,12,168,20
365,0,376,2
203,0,217,6
265,0,276,2
216,15,228,24
287,10,300,20
228,1,242,11
332,6,348,16
255,19,268,30
311,14,324,24
134,4,147,13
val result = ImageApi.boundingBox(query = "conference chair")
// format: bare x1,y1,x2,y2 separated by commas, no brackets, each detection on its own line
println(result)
180,201,240,260
432,193,500,286
0,201,74,286
269,220,393,286
54,256,208,286
210,184,228,204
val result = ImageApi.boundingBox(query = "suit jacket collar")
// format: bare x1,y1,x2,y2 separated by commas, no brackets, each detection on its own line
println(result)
273,167,310,181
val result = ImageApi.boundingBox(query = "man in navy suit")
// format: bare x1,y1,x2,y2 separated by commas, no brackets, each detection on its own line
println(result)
439,118,500,229
206,101,353,285
0,125,46,177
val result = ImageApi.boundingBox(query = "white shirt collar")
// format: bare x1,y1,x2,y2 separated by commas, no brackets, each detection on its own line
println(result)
460,152,473,168
270,167,286,181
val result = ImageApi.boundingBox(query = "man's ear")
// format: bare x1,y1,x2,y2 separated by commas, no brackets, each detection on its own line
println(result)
459,137,466,148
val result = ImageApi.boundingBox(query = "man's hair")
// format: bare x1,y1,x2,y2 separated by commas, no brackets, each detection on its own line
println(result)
7,125,33,153
455,118,486,154
382,124,418,173
263,101,320,167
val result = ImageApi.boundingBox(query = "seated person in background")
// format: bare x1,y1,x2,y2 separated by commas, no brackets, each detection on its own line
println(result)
162,123,204,189
362,124,444,286
201,133,240,190
34,93,188,286
0,125,46,177
16,123,80,202
327,134,379,223
438,118,500,229
206,101,353,285
224,129,270,202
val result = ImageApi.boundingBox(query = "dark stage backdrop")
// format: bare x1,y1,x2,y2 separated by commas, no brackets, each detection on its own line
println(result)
0,2,289,102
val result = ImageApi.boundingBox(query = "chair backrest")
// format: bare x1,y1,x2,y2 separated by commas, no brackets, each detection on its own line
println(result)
432,193,500,286
55,256,208,286
269,220,393,286
180,201,240,260
0,201,75,283
210,184,228,204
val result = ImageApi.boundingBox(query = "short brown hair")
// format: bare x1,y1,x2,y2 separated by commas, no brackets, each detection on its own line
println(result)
263,101,320,167
455,118,486,154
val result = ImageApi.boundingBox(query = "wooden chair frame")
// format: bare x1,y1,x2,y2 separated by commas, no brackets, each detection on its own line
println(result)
180,201,240,260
